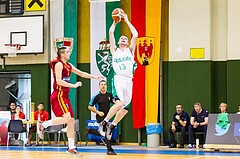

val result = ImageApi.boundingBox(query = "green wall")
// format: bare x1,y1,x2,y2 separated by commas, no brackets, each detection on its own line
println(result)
163,60,240,140
227,60,240,111
163,61,212,138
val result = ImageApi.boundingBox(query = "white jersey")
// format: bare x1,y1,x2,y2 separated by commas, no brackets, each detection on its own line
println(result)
112,48,135,78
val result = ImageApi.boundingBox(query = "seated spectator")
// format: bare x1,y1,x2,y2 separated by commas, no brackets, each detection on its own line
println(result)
12,105,25,120
26,102,49,146
236,104,240,114
168,104,189,148
9,102,16,117
216,103,230,130
219,102,228,113
186,102,209,148
11,105,26,141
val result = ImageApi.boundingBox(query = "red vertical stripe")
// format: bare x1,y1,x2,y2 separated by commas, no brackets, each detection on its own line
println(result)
131,0,146,129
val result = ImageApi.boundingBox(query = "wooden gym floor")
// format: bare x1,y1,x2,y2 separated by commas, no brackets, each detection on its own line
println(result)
1,145,240,159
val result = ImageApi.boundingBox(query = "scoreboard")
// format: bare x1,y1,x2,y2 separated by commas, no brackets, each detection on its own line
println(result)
0,0,24,15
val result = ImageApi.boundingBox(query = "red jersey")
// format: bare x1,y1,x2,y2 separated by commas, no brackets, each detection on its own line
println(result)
34,110,49,122
11,112,25,120
50,57,72,93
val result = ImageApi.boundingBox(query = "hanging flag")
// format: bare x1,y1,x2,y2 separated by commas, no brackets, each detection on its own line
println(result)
132,0,162,128
90,1,120,119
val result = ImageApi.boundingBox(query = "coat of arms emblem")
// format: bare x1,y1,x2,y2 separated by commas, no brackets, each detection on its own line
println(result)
53,37,74,53
136,37,155,66
96,39,113,77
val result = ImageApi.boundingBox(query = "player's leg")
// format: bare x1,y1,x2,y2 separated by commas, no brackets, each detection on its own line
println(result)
112,81,132,125
106,79,132,140
38,112,72,139
102,76,124,131
106,139,116,155
38,91,72,139
105,100,125,122
65,104,82,156
66,118,74,148
105,108,128,140
104,76,124,122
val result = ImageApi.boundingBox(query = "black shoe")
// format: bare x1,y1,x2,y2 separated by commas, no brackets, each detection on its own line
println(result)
25,143,33,147
105,123,116,140
101,120,108,132
107,151,117,155
169,143,176,148
178,144,184,148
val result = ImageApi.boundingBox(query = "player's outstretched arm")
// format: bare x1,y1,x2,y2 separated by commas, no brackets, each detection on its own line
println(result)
122,13,138,53
70,63,104,80
109,22,117,54
55,62,82,88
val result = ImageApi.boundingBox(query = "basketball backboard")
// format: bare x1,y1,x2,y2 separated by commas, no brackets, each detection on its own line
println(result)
0,15,44,55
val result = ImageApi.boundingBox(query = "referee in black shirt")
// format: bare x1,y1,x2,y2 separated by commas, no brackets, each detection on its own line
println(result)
88,80,120,155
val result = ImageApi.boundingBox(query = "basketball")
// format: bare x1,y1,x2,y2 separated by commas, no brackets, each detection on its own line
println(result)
111,8,124,23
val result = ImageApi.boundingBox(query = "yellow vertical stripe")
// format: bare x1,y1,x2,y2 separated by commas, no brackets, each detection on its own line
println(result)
145,0,162,123
78,0,90,63
121,0,131,38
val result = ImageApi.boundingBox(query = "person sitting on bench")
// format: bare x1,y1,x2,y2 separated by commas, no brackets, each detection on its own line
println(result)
169,104,189,148
186,102,209,148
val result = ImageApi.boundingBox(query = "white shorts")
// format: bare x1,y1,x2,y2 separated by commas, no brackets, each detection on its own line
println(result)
113,75,133,107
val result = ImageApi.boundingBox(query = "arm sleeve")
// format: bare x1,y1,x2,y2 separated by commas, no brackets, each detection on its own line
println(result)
181,112,189,121
172,113,177,122
191,110,195,117
205,109,209,117
89,95,97,106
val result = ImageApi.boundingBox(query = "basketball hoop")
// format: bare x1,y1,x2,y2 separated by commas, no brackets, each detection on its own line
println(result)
4,44,21,57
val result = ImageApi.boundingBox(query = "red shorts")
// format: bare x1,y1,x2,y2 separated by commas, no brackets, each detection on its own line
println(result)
50,90,74,118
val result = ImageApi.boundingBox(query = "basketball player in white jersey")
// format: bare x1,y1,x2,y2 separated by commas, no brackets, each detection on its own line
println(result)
101,12,138,140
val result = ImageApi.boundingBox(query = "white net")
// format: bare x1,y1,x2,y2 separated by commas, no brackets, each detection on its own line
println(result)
4,44,20,57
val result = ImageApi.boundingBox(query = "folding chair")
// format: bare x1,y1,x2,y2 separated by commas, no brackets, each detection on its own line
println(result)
57,119,81,146
43,124,63,145
7,120,27,146
74,119,81,146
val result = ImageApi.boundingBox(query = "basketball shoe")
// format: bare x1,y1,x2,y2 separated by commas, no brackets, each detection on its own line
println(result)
105,123,115,140
66,147,82,157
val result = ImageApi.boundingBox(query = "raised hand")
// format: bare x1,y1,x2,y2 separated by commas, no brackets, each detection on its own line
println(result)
95,75,104,80
121,13,129,22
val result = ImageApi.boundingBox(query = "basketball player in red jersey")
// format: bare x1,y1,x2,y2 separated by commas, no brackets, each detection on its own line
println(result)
38,46,103,156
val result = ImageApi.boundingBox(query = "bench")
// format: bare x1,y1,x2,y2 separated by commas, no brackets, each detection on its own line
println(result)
175,131,204,144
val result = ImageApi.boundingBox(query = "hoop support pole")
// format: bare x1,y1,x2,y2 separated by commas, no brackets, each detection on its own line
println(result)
1,55,5,69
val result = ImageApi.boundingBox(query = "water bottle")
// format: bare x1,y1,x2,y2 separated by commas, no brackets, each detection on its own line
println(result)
196,138,199,148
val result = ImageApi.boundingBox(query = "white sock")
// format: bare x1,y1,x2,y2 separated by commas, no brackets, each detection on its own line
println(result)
104,119,109,122
42,120,52,128
68,138,75,149
112,122,117,126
